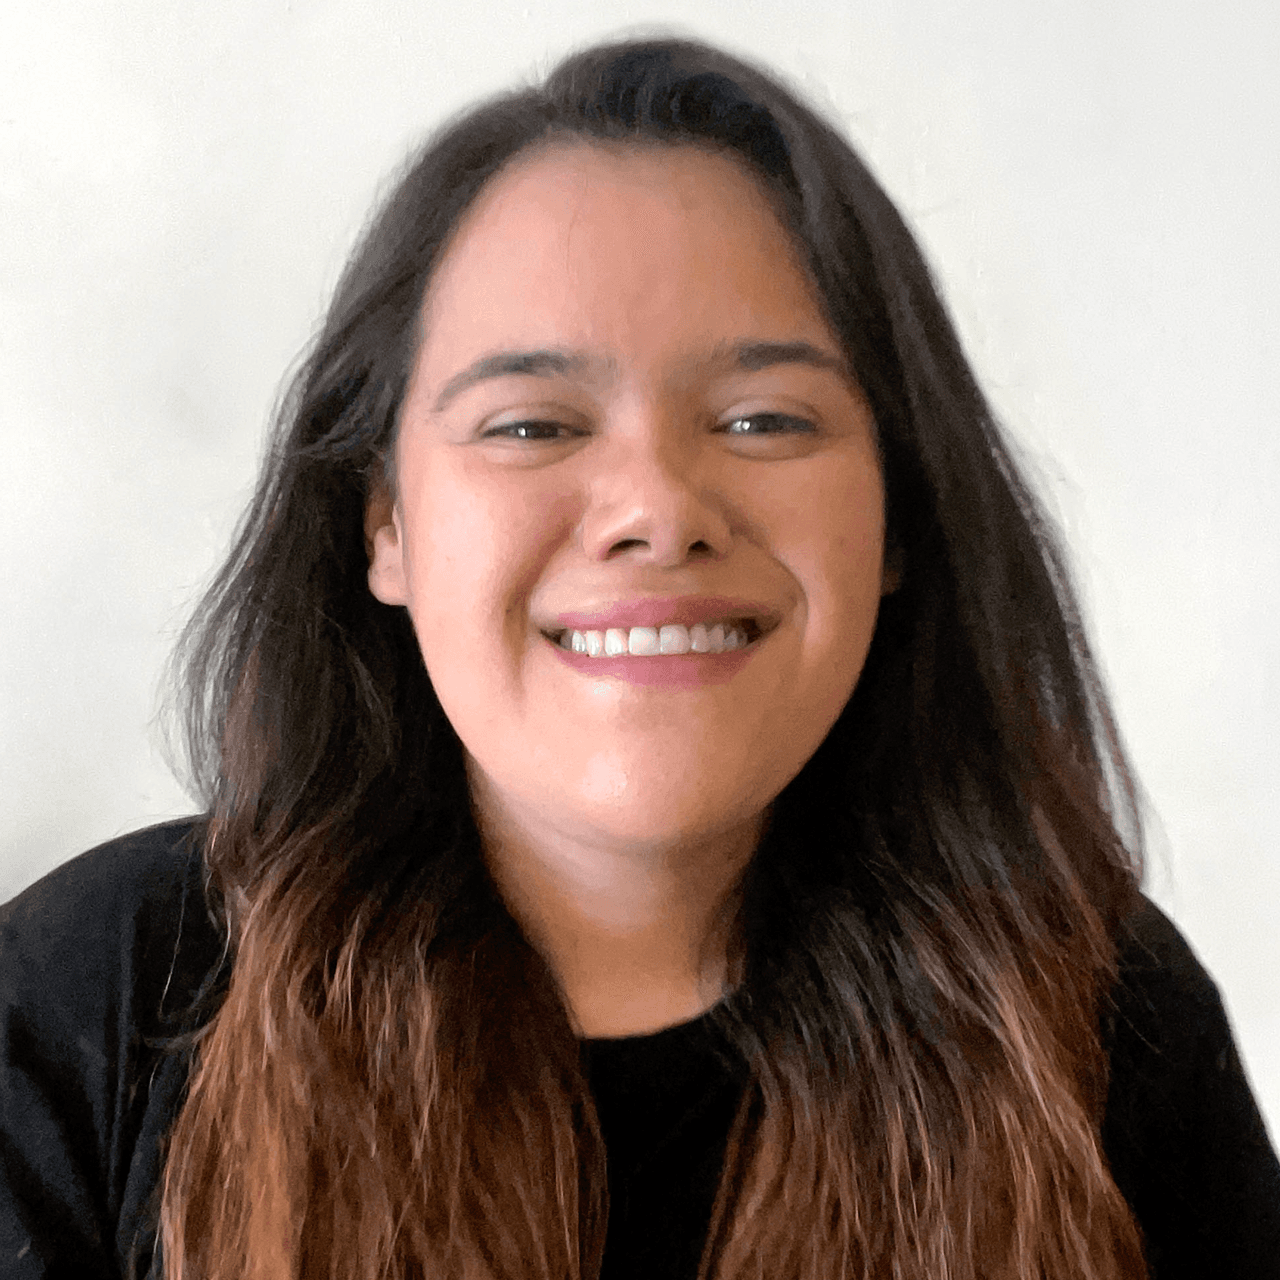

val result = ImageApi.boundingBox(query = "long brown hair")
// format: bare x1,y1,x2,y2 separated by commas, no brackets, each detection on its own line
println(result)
161,36,1148,1279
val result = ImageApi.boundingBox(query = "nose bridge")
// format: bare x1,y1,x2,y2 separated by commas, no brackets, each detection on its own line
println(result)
581,400,729,564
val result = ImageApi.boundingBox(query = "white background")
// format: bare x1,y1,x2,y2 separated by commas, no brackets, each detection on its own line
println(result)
2,0,1276,1138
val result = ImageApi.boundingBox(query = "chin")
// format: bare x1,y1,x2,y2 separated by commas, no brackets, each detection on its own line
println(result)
468,742,792,857
558,783,772,855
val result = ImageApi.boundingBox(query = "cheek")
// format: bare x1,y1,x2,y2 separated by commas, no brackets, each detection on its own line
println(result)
786,478,887,697
772,459,886,608
396,470,578,674
824,519,887,631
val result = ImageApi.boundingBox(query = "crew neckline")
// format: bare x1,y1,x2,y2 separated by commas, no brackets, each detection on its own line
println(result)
580,1000,726,1046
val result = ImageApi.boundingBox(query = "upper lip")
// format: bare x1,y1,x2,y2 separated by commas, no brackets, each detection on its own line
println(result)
545,595,780,636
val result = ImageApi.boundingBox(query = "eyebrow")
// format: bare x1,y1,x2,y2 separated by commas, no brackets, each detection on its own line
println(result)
431,349,603,412
717,340,848,377
429,339,850,412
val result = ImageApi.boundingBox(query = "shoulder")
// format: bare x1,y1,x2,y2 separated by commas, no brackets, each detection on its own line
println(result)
1108,897,1273,1120
0,819,227,1276
1105,896,1280,1278
0,817,226,1046
1112,896,1221,1018
2,817,205,935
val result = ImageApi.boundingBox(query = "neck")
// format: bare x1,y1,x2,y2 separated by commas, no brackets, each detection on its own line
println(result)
473,784,760,1038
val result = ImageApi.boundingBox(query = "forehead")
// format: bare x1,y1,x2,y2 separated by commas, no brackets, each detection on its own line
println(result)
413,140,835,378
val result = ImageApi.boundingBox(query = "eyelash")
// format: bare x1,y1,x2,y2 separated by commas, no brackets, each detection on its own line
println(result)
483,420,582,441
483,413,816,441
721,413,816,436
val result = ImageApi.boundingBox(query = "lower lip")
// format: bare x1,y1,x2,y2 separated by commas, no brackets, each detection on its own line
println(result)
547,638,756,688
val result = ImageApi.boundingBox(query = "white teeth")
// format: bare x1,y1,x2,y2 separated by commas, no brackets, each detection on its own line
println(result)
628,626,660,656
557,621,751,658
659,624,691,654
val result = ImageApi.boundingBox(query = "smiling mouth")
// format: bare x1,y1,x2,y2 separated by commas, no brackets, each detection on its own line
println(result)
546,618,767,657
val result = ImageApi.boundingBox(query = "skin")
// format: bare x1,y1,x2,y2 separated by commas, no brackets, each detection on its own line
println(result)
366,142,891,1036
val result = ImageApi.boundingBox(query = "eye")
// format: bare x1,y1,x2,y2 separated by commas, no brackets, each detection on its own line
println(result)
721,413,816,436
481,420,583,442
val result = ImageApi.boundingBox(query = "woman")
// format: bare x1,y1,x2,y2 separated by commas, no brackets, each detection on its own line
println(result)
1,35,1276,1280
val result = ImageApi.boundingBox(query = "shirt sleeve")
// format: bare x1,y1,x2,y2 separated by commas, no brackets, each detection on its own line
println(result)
1103,898,1280,1280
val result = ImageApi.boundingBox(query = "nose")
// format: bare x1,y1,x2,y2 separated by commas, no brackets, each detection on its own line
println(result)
579,417,732,566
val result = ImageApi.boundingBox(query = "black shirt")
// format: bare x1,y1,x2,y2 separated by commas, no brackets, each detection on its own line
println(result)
1,819,1277,1278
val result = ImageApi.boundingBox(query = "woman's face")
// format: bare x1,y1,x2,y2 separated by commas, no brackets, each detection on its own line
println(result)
368,142,889,854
